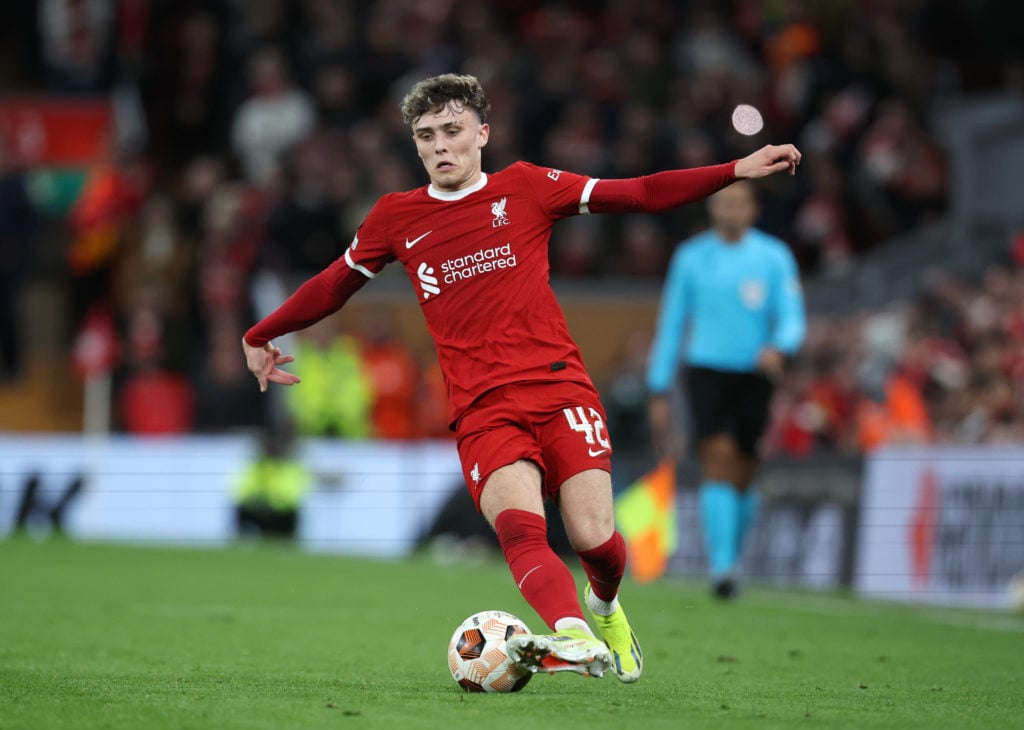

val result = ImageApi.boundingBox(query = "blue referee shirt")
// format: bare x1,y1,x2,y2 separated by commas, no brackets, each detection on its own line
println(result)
646,228,806,394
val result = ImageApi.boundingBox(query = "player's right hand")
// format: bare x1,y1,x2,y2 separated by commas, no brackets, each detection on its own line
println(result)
648,395,687,461
734,144,801,179
242,339,301,392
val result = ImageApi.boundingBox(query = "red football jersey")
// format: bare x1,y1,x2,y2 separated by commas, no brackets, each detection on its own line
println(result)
346,161,597,425
245,158,735,426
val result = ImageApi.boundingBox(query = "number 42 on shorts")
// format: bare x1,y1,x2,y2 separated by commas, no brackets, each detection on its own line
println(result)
563,406,611,456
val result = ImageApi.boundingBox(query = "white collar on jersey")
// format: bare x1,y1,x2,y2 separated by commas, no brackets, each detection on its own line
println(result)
427,173,488,201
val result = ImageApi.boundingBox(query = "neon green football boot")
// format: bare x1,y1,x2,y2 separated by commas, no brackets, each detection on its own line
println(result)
585,584,643,683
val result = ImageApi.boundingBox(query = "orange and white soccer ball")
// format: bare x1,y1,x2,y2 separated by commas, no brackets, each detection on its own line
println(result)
447,610,533,693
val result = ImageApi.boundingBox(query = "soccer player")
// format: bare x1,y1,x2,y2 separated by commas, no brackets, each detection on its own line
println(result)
646,180,806,600
243,74,801,681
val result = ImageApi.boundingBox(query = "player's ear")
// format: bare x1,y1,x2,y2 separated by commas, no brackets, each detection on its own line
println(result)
478,123,489,149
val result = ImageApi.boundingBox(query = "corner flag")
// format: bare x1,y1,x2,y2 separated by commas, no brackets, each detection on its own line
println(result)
614,459,677,583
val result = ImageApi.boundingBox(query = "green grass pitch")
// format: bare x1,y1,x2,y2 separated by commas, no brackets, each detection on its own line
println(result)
1,537,1021,730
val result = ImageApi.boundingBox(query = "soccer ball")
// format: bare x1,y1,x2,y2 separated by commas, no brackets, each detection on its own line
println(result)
447,610,533,693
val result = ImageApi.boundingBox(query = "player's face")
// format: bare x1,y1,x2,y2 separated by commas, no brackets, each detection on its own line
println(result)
707,182,759,242
412,102,489,192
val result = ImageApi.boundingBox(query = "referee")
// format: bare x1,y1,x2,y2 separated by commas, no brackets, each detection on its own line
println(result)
646,180,806,599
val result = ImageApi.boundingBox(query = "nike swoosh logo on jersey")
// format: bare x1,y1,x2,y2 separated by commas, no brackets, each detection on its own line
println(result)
588,447,609,457
405,230,433,249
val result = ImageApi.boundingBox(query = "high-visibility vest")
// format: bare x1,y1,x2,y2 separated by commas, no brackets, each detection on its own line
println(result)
234,457,311,511
287,335,373,437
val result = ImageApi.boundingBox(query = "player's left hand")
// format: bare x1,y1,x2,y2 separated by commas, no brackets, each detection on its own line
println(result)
756,346,785,384
734,144,802,179
242,338,301,392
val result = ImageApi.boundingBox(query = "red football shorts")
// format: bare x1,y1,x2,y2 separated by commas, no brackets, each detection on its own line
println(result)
455,380,614,511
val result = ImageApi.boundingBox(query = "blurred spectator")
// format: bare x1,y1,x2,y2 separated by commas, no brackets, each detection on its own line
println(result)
227,0,299,69
113,0,148,80
67,139,149,321
849,310,933,451
230,45,315,186
607,216,670,279
358,311,419,440
296,0,358,91
262,126,350,275
310,61,358,129
112,268,195,434
195,183,265,324
852,97,948,241
116,363,195,434
174,155,227,242
192,316,268,432
285,317,373,439
415,341,454,440
146,5,230,166
854,370,933,452
233,419,311,540
790,152,853,275
766,364,818,458
551,216,601,278
38,0,115,93
0,140,39,382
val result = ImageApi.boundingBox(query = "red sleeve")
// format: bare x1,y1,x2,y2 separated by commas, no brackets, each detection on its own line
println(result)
243,258,369,347
587,162,737,213
512,161,593,219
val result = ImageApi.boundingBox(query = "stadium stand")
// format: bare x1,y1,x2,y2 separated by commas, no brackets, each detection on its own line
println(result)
0,1,1021,451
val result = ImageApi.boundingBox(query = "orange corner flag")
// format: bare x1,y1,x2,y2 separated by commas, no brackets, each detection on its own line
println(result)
614,460,677,583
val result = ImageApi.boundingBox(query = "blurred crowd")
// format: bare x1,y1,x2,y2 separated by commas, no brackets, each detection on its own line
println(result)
765,253,1024,456
0,0,1021,452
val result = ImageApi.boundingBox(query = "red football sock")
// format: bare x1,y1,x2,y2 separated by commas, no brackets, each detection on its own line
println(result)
576,531,626,602
494,509,584,630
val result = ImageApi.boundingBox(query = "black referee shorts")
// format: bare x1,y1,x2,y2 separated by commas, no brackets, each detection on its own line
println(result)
684,366,774,457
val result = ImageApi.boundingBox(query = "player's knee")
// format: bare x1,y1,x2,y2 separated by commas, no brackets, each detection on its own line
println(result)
700,435,740,473
562,511,615,553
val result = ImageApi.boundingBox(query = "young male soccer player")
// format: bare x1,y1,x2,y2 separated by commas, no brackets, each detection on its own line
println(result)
647,181,806,599
243,73,801,681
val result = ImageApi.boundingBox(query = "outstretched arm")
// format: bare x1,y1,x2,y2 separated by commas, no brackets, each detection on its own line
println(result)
587,143,801,214
242,258,369,391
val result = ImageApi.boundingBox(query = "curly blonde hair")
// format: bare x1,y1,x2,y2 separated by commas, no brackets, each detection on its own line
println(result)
400,73,490,126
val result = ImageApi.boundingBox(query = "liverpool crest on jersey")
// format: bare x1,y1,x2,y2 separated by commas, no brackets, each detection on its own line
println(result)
491,197,510,227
